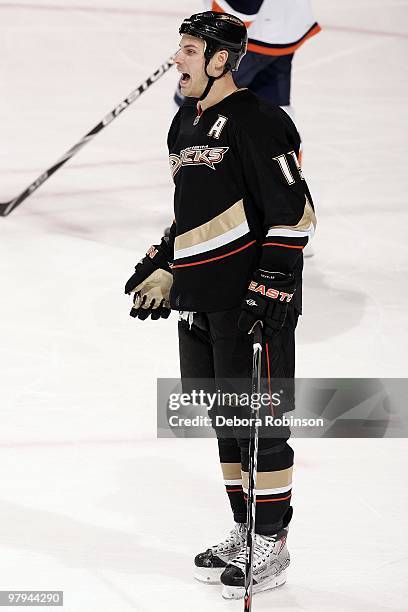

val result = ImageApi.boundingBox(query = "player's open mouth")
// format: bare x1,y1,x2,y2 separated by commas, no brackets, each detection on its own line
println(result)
180,73,190,86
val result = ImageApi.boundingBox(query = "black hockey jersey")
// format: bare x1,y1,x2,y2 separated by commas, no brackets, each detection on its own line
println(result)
165,89,316,313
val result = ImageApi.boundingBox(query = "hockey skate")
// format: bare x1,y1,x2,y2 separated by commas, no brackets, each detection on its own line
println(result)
194,523,246,584
220,527,290,599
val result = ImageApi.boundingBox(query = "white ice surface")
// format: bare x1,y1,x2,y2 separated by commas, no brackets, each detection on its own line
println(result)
0,1,407,610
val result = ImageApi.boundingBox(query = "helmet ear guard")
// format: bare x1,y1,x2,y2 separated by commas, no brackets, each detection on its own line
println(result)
203,41,245,76
202,41,229,77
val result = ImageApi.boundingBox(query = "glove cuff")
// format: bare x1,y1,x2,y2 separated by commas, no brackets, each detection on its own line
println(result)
141,240,172,274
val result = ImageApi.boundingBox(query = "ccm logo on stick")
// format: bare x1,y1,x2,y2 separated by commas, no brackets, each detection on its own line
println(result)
249,281,293,302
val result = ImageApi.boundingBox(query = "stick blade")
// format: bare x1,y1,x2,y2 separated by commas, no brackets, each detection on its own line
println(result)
0,201,13,217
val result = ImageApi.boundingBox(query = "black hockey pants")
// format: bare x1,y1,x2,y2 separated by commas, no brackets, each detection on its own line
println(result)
178,306,298,536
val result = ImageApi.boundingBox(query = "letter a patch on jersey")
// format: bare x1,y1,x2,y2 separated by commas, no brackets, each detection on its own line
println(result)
208,115,228,140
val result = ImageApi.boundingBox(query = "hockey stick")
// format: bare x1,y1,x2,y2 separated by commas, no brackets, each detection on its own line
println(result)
244,322,263,612
0,55,175,217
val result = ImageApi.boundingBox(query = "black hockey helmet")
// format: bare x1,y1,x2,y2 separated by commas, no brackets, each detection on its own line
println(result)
179,11,247,73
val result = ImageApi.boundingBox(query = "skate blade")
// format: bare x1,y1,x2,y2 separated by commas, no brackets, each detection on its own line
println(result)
221,570,287,599
194,566,223,584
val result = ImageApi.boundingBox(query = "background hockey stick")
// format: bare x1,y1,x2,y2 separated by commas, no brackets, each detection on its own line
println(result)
0,55,175,217
244,321,263,612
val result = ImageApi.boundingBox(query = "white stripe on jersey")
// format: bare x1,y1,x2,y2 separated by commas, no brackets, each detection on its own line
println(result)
266,221,315,240
174,220,249,260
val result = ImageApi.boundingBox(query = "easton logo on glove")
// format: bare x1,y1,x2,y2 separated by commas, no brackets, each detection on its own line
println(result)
238,270,296,336
146,245,158,259
248,281,293,303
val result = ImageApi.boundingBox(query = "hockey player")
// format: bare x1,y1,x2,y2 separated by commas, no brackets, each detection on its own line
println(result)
125,11,316,600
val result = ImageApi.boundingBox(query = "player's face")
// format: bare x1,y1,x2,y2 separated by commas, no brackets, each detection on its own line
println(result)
175,35,208,97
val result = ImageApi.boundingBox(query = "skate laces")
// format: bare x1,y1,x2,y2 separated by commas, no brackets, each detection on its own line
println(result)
212,523,246,554
231,534,278,570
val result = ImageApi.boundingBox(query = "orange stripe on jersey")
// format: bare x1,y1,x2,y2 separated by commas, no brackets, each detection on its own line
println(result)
211,1,253,28
172,240,256,268
248,24,322,56
262,242,304,250
226,488,244,493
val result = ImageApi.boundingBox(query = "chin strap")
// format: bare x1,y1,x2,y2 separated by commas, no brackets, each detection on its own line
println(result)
199,75,215,101
199,49,229,102
195,67,228,122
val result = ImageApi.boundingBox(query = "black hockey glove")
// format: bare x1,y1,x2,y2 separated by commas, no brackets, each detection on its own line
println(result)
125,238,173,321
238,270,296,337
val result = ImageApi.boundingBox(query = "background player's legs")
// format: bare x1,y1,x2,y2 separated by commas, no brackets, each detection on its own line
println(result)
173,80,186,110
232,51,277,89
233,52,294,116
239,53,293,105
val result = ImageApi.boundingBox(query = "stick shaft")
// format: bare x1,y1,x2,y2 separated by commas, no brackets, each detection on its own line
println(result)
0,55,175,217
244,323,263,612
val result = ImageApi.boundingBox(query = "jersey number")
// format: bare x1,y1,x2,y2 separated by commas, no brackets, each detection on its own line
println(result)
273,151,304,185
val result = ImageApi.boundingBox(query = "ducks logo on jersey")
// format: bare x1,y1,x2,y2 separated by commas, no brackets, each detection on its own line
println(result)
169,145,229,177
